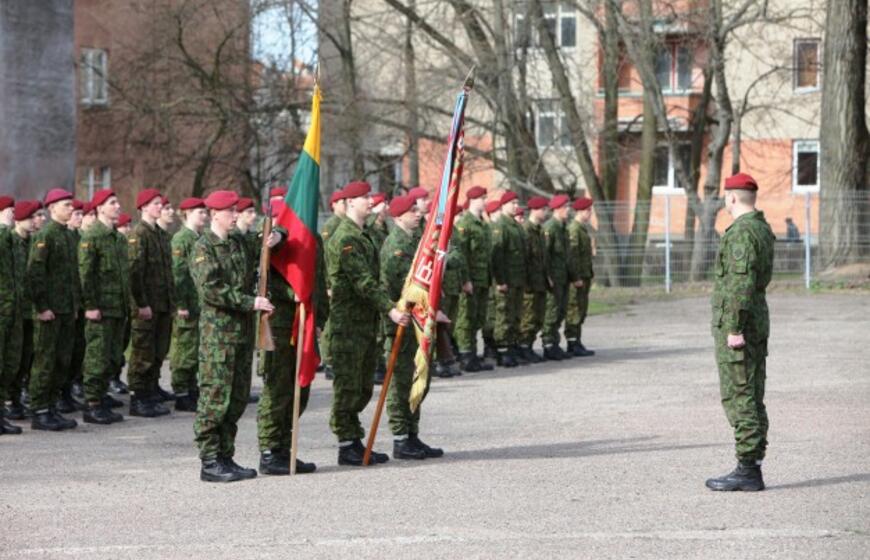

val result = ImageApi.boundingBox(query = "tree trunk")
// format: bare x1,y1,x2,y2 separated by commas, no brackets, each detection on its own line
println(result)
819,0,870,268
404,0,419,188
339,0,366,178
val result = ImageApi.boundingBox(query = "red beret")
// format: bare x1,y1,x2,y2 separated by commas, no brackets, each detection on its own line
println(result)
371,192,387,206
82,202,95,215
329,189,346,205
0,196,13,211
408,186,429,200
71,199,84,211
572,197,593,211
269,186,287,198
343,181,371,199
204,190,240,210
527,196,549,210
500,191,518,205
724,172,758,191
465,186,486,200
14,200,40,221
485,199,502,215
549,194,569,209
90,189,116,209
515,206,525,217
117,213,132,227
161,196,171,206
179,197,205,211
136,188,162,209
44,188,74,206
388,195,416,218
236,197,254,212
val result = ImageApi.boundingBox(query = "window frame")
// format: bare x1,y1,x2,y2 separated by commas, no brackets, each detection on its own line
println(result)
652,142,691,194
532,99,572,150
515,2,577,50
655,42,693,94
80,47,109,107
792,139,820,193
793,38,821,93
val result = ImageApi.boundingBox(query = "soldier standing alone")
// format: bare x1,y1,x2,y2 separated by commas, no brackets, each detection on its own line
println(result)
706,173,775,492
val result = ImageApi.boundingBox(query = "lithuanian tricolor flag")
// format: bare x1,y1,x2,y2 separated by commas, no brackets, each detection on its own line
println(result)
270,84,321,387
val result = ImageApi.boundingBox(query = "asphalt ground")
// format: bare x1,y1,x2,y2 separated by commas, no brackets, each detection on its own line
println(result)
1,293,868,559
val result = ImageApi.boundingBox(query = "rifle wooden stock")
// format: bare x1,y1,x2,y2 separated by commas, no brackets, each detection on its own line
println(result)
256,211,275,351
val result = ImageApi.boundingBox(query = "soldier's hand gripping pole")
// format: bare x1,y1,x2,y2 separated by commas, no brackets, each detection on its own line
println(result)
256,203,275,351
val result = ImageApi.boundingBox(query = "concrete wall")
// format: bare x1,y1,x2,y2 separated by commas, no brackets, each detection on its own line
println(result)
0,1,76,199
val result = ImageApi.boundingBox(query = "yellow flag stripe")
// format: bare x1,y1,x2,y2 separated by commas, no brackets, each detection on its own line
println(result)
302,85,321,166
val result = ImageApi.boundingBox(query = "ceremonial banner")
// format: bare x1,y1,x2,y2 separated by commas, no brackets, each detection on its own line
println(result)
398,79,472,411
270,85,321,387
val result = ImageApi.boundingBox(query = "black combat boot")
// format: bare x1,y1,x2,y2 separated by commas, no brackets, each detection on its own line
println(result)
31,410,64,431
338,441,365,466
55,387,83,414
109,376,129,394
445,359,462,377
574,340,595,357
459,352,483,373
354,438,388,464
50,408,78,430
374,367,386,386
0,409,23,435
543,344,568,361
260,449,316,475
248,393,260,404
71,382,85,401
512,345,530,365
174,393,197,412
393,436,427,460
6,402,27,421
519,344,543,364
200,458,244,483
478,353,495,371
129,394,159,418
410,433,444,458
496,347,518,368
155,385,175,402
705,461,765,492
220,457,257,480
146,393,171,416
324,364,334,380
100,401,124,423
83,404,114,425
433,361,455,378
102,394,124,409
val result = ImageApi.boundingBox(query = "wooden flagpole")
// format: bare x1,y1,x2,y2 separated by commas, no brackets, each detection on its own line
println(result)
363,321,407,466
289,303,306,475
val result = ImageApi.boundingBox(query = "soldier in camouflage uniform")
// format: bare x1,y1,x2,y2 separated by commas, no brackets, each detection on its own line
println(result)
27,189,80,431
705,173,775,492
490,192,526,368
0,196,24,434
379,195,444,459
453,187,494,373
480,199,502,364
541,195,572,360
78,189,128,425
326,181,408,466
365,192,389,383
319,188,347,380
61,200,86,413
127,189,175,417
170,198,208,412
518,196,550,364
191,190,273,483
6,201,40,422
109,213,133,395
565,198,596,357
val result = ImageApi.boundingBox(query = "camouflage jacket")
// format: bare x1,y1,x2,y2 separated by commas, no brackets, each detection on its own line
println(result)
365,215,389,252
379,225,416,337
567,221,594,280
544,218,569,286
79,220,130,318
711,210,775,341
454,211,491,287
171,226,201,316
523,220,548,293
491,213,526,289
12,233,31,315
190,230,256,345
325,217,394,335
28,219,80,315
128,221,175,313
0,227,18,316
443,234,469,296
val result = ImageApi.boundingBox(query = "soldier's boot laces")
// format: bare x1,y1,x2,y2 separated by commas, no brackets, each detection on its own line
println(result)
129,394,160,418
261,449,317,475
705,462,765,492
50,407,78,430
410,433,444,458
355,438,389,464
200,459,244,483
393,437,427,460
0,409,23,435
220,457,257,480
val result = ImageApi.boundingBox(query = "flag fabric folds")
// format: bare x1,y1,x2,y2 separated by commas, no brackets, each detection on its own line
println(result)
398,82,472,412
271,85,322,388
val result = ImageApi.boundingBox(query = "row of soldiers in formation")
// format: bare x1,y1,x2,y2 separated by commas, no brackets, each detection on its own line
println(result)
0,180,596,482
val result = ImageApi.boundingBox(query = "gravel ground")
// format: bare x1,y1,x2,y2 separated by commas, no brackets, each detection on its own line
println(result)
1,293,868,559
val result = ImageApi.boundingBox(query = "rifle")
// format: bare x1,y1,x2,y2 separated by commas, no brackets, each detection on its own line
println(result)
256,203,276,351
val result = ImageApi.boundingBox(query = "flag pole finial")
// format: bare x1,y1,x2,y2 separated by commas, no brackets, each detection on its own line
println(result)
463,66,475,92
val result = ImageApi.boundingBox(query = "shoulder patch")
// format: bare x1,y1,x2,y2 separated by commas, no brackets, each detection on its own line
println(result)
36,241,46,248
195,255,206,263
128,238,138,244
732,245,746,260
394,250,405,257
80,242,90,249
173,249,182,256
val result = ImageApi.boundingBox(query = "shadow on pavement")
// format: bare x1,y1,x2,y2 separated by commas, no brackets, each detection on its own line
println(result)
766,473,870,491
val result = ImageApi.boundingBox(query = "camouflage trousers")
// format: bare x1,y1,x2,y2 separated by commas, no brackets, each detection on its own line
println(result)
386,331,429,436
170,316,199,395
482,289,496,347
714,330,769,462
69,313,86,388
128,312,173,395
194,341,252,460
519,291,546,347
83,316,127,403
319,318,332,366
564,280,591,341
454,286,489,354
493,286,524,348
29,313,75,412
257,326,310,452
542,282,568,346
0,312,23,403
329,329,377,441
9,319,34,405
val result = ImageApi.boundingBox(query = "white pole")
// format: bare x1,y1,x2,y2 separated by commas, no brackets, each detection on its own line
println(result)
804,192,811,289
289,303,306,476
664,194,672,293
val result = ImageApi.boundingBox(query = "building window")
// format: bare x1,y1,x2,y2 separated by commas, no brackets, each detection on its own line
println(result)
793,140,819,192
80,166,111,199
80,48,109,106
533,100,571,149
655,43,692,93
653,143,691,191
794,39,820,92
515,2,576,49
